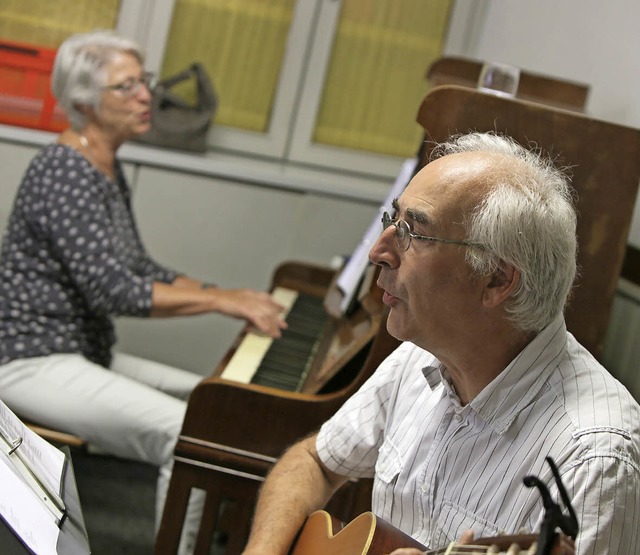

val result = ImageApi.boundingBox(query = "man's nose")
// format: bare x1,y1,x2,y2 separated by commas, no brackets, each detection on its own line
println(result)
369,225,399,268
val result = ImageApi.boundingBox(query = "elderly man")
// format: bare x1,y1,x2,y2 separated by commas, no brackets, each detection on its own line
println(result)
241,132,640,554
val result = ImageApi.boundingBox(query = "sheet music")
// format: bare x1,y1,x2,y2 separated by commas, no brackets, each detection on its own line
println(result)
334,157,417,314
0,400,67,552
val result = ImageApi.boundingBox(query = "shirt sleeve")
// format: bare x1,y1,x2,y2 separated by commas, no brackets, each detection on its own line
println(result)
545,435,640,554
136,254,179,284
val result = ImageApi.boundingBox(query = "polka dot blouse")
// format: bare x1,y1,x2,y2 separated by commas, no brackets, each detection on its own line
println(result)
0,144,178,367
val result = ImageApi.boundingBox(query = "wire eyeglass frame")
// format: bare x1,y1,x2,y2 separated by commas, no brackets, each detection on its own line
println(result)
103,72,155,97
381,211,485,251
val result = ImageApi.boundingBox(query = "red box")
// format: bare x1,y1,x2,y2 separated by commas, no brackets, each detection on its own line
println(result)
0,39,68,132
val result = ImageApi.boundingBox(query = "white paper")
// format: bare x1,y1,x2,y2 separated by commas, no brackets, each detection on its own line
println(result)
0,401,66,500
335,157,417,313
0,450,61,555
0,400,67,552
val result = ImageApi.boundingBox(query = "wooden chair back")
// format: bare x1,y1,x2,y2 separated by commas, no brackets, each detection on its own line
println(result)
416,85,640,359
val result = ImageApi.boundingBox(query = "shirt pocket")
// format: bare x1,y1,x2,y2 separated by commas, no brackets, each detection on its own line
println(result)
429,500,502,548
374,438,404,484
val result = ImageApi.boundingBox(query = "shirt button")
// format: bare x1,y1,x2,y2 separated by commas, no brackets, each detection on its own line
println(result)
454,413,463,422
421,483,429,493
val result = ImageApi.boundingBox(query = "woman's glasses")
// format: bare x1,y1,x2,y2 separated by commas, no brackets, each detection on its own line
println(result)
103,72,155,97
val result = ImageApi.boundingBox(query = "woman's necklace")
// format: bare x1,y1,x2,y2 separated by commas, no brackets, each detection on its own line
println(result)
77,133,115,179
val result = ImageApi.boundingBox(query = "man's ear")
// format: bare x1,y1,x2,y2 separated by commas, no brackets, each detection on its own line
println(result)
482,261,520,308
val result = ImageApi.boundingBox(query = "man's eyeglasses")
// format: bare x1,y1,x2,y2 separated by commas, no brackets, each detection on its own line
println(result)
381,212,485,251
103,72,154,97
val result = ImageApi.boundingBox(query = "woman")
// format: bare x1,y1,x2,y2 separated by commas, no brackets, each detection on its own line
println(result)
0,30,286,553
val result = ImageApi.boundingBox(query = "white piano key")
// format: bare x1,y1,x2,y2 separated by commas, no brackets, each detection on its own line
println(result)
220,287,299,384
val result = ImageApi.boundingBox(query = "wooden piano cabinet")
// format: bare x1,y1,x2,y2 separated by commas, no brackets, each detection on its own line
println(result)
155,301,400,554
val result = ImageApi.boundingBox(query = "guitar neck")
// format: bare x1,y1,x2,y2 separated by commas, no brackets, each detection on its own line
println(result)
426,535,539,554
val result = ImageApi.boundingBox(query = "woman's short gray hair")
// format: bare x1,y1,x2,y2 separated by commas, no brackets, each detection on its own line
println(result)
51,30,143,130
431,132,578,333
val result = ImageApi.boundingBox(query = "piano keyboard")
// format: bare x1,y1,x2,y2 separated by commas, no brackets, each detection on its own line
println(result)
220,287,331,391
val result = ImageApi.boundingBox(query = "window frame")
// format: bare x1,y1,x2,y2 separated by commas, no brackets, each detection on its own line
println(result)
116,0,487,178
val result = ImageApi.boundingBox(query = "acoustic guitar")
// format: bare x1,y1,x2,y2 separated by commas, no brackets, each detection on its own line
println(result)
290,510,571,555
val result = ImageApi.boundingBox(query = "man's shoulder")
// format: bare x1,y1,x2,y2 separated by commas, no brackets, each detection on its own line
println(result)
553,336,640,447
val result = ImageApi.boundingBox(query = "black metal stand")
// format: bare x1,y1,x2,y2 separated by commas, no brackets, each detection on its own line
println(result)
524,457,579,555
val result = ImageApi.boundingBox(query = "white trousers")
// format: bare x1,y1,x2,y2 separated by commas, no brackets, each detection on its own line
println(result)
0,352,205,554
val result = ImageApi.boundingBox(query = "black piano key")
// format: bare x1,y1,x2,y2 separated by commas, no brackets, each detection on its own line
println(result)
251,292,330,391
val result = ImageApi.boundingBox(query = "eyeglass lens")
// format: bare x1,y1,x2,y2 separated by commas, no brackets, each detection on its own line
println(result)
108,73,153,96
382,212,410,251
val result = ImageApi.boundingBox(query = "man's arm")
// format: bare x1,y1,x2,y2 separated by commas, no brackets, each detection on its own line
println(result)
242,433,348,555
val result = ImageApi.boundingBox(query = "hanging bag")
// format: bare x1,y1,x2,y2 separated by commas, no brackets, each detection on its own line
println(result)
134,62,217,153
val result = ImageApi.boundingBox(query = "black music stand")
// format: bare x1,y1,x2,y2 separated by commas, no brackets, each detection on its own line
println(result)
0,447,91,555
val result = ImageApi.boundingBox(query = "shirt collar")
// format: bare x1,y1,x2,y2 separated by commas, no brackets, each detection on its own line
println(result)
421,315,568,434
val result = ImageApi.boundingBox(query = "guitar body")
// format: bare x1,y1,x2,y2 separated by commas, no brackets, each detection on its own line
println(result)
290,510,573,554
290,510,426,555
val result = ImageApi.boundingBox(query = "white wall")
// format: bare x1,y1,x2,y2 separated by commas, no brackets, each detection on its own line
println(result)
445,0,640,247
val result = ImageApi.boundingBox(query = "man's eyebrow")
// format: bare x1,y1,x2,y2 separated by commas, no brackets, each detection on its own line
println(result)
391,197,431,226
406,207,429,226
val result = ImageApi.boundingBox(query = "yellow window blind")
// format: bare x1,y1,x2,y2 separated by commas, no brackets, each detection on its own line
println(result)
314,0,451,157
0,0,120,47
161,0,295,132
161,0,451,158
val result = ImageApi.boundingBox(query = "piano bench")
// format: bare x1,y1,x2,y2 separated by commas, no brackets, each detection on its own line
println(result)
25,422,87,449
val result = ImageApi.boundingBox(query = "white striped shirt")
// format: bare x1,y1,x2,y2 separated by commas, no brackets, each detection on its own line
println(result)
317,316,640,553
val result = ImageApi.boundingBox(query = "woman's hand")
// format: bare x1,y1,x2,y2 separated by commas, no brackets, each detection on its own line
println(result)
216,288,288,338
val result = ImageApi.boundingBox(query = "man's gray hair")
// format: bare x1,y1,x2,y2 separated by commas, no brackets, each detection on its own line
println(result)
51,30,143,131
432,132,578,333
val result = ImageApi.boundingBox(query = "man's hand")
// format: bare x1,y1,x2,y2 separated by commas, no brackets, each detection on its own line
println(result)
387,530,474,554
386,530,575,555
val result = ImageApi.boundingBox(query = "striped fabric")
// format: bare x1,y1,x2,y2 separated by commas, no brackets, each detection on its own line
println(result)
317,316,640,553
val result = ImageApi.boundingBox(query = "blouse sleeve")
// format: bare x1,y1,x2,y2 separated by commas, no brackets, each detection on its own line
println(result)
26,150,158,316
